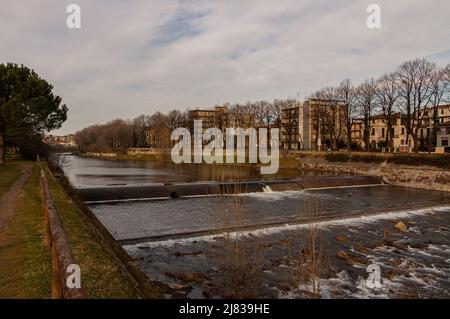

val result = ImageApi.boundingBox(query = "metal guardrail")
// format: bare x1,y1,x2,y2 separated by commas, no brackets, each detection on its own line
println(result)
37,156,86,299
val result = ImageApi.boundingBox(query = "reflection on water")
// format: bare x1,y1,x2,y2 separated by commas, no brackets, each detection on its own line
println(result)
54,154,329,187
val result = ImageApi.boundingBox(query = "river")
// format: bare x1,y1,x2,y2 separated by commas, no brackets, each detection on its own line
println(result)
55,153,450,298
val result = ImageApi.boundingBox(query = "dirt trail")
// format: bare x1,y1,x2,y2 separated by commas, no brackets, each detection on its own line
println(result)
0,164,32,235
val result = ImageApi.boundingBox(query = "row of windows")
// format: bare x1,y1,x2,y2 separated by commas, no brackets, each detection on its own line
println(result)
371,127,405,137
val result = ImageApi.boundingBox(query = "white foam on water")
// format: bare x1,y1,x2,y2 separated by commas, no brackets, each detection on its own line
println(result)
123,204,450,250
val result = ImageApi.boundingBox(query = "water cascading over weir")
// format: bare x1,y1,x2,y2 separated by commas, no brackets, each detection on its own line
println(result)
76,176,384,203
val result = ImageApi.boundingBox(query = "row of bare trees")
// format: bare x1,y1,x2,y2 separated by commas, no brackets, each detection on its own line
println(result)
310,58,450,151
75,112,176,152
75,99,291,152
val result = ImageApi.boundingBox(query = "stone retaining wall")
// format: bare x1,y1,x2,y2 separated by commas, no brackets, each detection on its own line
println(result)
297,157,450,193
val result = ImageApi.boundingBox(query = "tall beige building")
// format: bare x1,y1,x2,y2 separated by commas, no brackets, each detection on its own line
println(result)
351,114,412,151
281,98,347,150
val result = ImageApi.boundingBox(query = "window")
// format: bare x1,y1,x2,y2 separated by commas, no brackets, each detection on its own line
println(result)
382,128,385,138
401,127,405,135
446,127,450,134
442,109,445,115
371,128,375,136
442,139,449,147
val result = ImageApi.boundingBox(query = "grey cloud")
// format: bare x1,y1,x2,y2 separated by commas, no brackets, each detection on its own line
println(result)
0,0,449,134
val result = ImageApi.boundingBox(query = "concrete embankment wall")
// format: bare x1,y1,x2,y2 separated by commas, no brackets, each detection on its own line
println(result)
76,175,382,202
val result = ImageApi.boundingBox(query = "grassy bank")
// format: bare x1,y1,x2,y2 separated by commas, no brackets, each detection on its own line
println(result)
1,159,149,298
294,151,450,169
44,164,141,298
0,161,52,298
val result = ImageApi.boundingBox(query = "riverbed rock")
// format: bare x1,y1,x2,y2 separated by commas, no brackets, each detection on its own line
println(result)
394,221,408,232
337,251,349,260
335,236,348,243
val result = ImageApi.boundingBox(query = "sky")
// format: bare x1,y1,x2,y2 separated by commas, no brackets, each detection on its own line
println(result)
1,0,449,134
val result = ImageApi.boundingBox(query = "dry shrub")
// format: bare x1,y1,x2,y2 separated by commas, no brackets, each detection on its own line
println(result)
290,193,332,297
212,183,266,298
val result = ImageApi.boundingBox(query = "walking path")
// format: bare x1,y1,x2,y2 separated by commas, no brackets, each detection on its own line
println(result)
0,164,31,235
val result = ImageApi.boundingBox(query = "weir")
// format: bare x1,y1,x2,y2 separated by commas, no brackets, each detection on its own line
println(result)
77,175,383,203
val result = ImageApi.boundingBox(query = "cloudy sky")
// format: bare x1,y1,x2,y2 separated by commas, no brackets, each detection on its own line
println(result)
1,0,449,134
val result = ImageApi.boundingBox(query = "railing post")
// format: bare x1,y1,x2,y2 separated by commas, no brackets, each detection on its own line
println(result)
37,157,87,299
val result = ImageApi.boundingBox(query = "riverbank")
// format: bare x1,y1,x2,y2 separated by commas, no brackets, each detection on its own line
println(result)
292,152,450,192
0,158,153,298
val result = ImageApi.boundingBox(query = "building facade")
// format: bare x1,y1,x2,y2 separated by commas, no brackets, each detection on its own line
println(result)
436,120,450,152
281,104,300,150
43,134,76,147
281,98,347,151
351,114,413,151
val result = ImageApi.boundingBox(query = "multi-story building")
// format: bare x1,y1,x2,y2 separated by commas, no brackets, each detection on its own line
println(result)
187,106,255,148
280,98,347,151
350,104,450,152
436,120,450,152
416,104,450,148
43,134,76,147
281,104,300,150
352,113,413,151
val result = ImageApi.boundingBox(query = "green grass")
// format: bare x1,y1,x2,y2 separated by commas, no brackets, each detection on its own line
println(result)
0,162,52,298
44,165,141,298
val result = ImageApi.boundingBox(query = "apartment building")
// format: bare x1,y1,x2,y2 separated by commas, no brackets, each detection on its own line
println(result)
416,104,450,148
281,104,300,150
436,120,450,152
352,114,412,151
350,104,450,152
280,98,347,150
43,134,76,146
187,106,254,148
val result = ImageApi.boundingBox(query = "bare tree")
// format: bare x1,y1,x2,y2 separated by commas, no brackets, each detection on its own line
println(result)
131,115,149,147
355,79,377,151
427,65,450,150
271,99,284,128
375,73,400,151
168,109,188,130
312,87,343,150
337,78,357,152
148,112,171,148
396,58,436,150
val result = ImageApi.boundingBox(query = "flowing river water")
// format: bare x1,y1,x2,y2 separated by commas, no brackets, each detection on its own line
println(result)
56,154,450,298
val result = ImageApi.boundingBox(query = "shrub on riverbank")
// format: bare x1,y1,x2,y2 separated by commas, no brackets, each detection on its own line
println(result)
322,152,450,169
386,154,450,169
